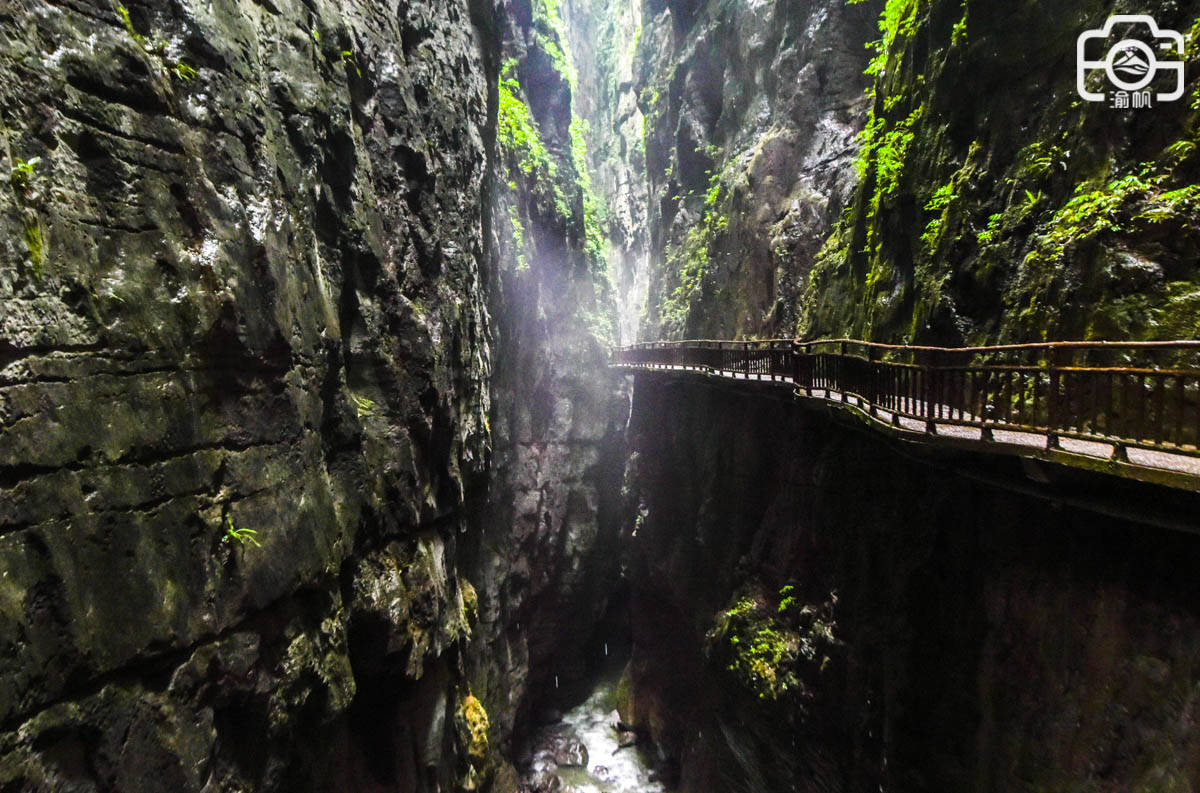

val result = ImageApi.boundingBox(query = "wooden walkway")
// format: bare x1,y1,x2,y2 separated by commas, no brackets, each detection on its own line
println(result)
613,339,1200,493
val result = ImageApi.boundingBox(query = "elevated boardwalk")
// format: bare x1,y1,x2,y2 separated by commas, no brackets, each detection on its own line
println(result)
614,339,1200,495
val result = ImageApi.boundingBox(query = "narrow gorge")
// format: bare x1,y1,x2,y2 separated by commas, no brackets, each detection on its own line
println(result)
2,1,1200,792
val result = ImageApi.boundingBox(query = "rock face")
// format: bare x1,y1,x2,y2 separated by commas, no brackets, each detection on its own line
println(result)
631,0,1200,347
7,0,1200,790
800,1,1200,343
621,375,1200,793
518,722,589,790
635,0,877,339
615,4,1200,788
0,0,625,790
562,0,650,343
468,0,629,758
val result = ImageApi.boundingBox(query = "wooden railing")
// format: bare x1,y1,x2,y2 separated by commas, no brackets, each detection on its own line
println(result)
614,339,1200,462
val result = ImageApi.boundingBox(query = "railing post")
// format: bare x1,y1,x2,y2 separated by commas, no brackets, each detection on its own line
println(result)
1046,347,1061,450
791,339,802,394
867,345,879,417
924,350,937,434
839,341,849,403
981,378,995,442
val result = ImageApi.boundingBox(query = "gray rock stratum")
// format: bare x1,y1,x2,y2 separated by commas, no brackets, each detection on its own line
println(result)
0,0,620,789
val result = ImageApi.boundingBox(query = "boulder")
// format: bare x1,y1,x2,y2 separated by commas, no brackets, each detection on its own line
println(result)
549,735,588,767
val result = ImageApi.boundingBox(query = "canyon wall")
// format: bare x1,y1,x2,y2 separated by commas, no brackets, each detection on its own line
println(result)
621,376,1200,793
631,0,1200,346
4,0,1199,790
0,0,626,789
635,0,877,340
562,0,650,343
615,2,1200,791
0,0,501,788
468,0,629,761
0,0,498,788
801,1,1200,343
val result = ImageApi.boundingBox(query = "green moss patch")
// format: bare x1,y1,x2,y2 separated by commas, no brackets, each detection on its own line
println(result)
706,584,839,703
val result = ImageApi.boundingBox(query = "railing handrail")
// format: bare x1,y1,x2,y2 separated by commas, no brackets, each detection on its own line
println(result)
617,338,1200,354
611,337,1200,489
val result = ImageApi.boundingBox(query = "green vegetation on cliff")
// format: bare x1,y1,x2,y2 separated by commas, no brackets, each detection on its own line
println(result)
800,1,1200,344
706,585,838,703
494,0,618,359
659,165,730,336
634,0,873,339
496,51,609,283
534,0,576,90
499,73,555,182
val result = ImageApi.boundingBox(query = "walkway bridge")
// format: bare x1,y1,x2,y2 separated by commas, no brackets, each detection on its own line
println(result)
614,339,1200,498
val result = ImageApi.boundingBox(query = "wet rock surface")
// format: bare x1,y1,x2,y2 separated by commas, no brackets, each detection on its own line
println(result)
7,0,1199,791
800,1,1200,344
634,0,876,339
470,0,629,760
0,0,507,790
562,0,651,343
0,0,630,787
621,376,1200,793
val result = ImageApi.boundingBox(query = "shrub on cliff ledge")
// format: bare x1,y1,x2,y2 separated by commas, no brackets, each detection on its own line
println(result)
498,76,555,183
706,585,839,703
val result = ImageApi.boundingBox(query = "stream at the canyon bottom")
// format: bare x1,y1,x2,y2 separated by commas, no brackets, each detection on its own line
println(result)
527,671,666,793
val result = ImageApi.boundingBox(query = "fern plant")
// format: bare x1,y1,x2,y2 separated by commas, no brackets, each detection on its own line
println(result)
224,515,261,547
9,156,39,189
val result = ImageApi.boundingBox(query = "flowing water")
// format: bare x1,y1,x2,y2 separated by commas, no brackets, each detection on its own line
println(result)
540,673,666,793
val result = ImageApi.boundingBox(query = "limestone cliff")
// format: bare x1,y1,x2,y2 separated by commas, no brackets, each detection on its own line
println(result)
621,376,1200,793
562,0,650,343
0,0,510,790
468,0,628,762
635,0,877,340
616,2,1200,792
6,0,1200,790
801,1,1200,344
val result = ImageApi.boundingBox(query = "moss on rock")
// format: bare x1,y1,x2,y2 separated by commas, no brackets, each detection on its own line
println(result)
457,692,491,762
800,1,1200,344
705,584,839,704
